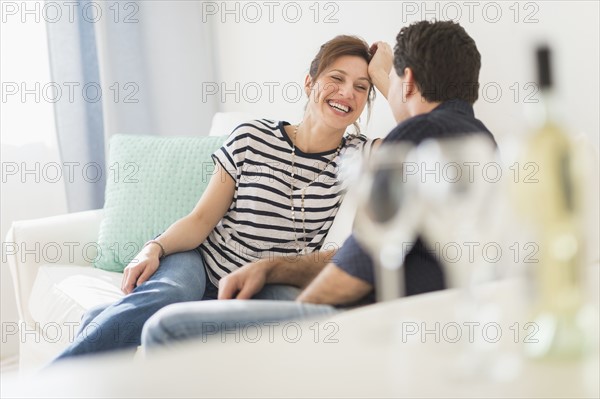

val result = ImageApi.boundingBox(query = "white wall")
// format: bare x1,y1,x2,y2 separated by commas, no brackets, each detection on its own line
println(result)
210,1,599,153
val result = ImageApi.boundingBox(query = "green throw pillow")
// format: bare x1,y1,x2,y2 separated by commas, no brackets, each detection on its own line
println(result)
94,134,227,272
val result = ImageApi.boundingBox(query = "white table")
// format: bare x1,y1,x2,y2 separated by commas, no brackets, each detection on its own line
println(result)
2,265,598,398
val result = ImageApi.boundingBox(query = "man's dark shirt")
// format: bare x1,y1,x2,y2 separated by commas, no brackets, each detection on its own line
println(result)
332,99,496,303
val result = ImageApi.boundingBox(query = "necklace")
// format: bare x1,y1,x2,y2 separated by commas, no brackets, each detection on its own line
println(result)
290,123,344,255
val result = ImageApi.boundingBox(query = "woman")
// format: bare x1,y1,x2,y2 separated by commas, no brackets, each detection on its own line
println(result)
53,35,392,360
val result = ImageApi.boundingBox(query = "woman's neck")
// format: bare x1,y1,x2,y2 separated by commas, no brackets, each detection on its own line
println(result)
293,117,346,153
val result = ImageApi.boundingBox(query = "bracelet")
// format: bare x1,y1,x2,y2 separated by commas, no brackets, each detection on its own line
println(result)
144,240,166,259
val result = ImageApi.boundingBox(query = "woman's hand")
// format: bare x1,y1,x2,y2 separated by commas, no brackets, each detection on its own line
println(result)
368,41,393,99
121,244,162,294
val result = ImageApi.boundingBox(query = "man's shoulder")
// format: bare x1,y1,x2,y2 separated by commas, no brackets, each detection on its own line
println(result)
384,114,440,144
385,102,495,146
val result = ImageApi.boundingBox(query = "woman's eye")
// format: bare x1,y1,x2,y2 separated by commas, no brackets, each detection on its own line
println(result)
356,85,367,91
331,76,342,82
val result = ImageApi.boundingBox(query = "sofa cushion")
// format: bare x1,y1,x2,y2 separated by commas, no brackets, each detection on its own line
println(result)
95,134,226,271
29,265,123,344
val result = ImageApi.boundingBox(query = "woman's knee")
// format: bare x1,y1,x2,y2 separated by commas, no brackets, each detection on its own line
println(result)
79,302,111,329
151,251,206,286
138,250,208,302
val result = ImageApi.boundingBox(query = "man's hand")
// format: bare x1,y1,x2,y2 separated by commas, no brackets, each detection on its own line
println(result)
219,250,337,299
218,260,271,300
368,41,393,99
121,244,162,294
297,263,373,305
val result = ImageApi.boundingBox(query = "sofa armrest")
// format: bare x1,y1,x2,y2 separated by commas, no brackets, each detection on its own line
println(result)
4,209,104,325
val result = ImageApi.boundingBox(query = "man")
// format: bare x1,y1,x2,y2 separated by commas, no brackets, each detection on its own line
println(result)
142,20,497,347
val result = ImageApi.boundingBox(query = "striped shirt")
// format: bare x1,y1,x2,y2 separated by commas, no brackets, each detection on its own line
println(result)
199,119,376,287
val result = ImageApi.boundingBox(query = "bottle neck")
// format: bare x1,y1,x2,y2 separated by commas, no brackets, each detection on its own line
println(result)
540,86,555,119
530,86,558,130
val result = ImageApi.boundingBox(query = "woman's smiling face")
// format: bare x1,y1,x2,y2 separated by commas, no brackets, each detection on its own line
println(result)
305,55,371,131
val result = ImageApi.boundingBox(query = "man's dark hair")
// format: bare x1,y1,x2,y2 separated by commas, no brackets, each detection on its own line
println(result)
394,20,481,104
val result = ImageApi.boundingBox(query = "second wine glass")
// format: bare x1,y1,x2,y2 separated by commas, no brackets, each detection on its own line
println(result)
352,143,420,302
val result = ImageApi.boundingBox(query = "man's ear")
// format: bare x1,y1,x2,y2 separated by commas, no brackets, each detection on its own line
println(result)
304,75,313,97
402,67,417,100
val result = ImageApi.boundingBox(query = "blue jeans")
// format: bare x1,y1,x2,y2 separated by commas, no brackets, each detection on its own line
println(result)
142,299,340,349
53,249,302,361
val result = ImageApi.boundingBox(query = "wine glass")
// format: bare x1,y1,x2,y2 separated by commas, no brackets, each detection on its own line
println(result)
351,143,420,302
414,134,502,378
415,135,500,293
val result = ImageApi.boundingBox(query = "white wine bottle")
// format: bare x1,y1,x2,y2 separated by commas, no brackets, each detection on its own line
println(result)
516,45,588,360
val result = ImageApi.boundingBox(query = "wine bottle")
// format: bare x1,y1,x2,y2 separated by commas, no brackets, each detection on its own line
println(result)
515,45,588,360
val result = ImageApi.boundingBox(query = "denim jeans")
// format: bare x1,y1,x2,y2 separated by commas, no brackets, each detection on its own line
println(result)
142,298,340,349
53,249,303,361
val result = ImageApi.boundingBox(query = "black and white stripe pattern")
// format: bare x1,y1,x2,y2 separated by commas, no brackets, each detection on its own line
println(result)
200,119,375,287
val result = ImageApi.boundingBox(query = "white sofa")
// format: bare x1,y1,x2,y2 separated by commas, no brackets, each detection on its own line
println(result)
5,112,357,371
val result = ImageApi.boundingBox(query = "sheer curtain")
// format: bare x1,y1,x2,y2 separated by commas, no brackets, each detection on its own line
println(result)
46,0,105,211
46,0,217,212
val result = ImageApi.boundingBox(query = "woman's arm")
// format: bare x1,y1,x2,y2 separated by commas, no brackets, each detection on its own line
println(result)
121,163,235,293
150,163,235,256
